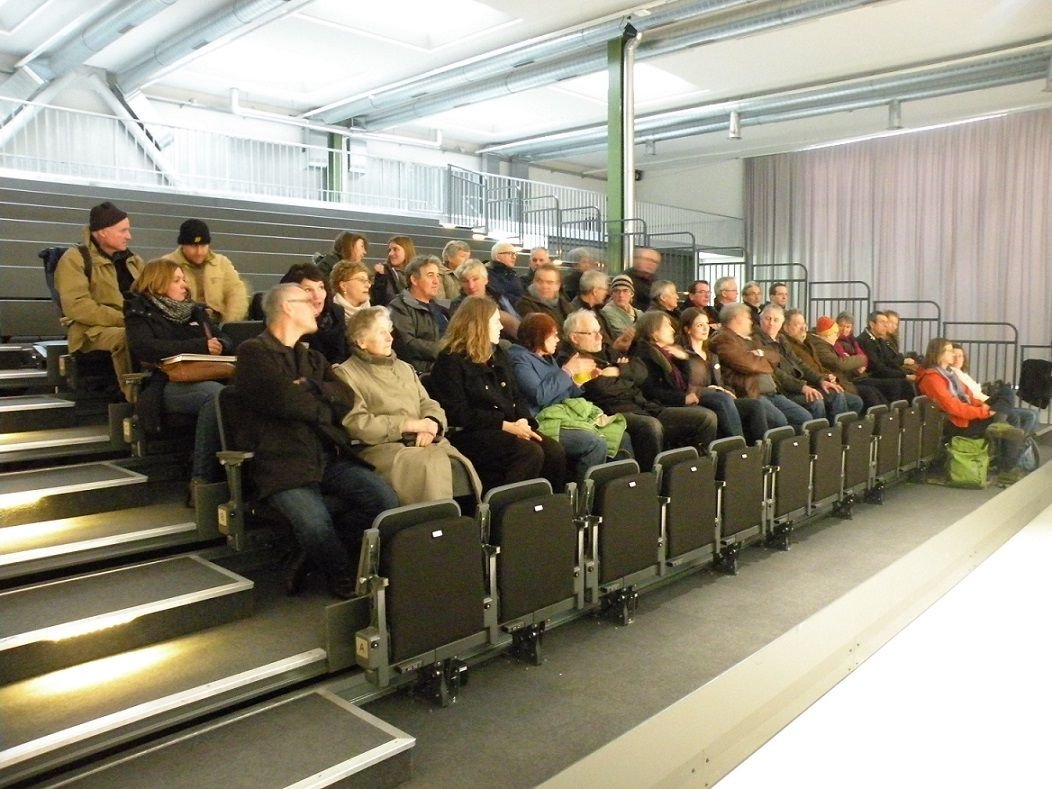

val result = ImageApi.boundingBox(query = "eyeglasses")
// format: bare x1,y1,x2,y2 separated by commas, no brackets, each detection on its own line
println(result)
346,276,370,284
572,329,602,336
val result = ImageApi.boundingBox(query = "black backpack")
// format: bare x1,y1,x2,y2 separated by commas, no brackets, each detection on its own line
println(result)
39,245,90,315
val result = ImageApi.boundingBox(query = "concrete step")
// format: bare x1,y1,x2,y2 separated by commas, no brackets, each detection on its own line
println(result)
49,690,414,789
0,394,76,432
0,505,198,583
0,461,147,527
0,425,122,467
0,637,329,787
0,554,254,684
0,366,48,389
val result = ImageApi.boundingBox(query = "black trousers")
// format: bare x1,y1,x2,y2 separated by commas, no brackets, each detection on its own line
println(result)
450,428,566,493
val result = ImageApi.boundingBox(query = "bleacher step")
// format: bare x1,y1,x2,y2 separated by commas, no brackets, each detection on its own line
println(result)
0,425,119,466
49,690,414,789
0,643,329,787
0,507,197,583
0,461,147,527
0,343,41,370
0,394,75,432
0,367,47,389
0,555,254,684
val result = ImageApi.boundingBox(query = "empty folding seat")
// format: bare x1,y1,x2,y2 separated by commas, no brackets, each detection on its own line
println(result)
653,447,717,571
871,402,902,497
356,500,487,705
835,411,876,518
481,479,578,662
580,459,661,624
915,395,946,468
710,436,766,574
804,418,844,513
896,398,923,475
764,424,813,549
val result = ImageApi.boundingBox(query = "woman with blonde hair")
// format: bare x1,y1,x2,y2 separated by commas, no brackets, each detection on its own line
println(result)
334,306,481,505
124,257,231,489
429,296,567,492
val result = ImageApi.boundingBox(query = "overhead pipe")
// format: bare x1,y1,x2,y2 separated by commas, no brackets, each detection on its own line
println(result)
481,44,1052,159
34,0,178,80
324,0,889,128
308,0,756,124
115,0,315,94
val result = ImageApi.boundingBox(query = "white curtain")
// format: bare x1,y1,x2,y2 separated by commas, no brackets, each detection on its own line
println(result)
745,107,1052,347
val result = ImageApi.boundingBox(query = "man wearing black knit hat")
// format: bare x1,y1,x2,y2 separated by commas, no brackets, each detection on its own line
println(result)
167,218,248,323
55,201,144,400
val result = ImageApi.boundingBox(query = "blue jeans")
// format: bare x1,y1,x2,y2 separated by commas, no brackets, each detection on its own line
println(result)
559,427,610,484
1003,407,1038,435
761,394,812,430
163,380,223,481
700,390,744,439
267,459,400,579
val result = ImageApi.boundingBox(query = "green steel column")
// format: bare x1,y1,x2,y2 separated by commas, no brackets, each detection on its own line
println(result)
606,23,638,275
326,132,345,201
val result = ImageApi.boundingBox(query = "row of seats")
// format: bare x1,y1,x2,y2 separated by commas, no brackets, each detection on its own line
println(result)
346,396,945,704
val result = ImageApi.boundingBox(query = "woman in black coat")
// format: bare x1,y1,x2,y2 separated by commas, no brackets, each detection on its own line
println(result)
428,296,566,492
125,257,232,484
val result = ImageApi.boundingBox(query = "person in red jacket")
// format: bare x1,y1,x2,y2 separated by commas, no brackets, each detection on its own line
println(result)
915,337,1026,485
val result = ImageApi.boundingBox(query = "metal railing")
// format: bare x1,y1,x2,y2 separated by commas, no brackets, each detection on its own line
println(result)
808,281,871,330
750,263,809,313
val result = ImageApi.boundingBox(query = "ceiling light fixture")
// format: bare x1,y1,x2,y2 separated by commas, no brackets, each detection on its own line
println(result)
888,99,903,130
728,110,741,140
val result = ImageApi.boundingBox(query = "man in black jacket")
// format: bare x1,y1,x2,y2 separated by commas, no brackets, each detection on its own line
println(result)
235,284,399,598
857,310,917,399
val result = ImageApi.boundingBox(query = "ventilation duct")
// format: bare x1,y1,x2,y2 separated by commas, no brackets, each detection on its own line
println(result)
480,44,1052,160
317,0,888,128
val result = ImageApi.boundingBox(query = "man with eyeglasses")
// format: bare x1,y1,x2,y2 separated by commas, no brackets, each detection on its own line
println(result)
485,241,525,305
234,283,399,599
687,280,721,327
558,309,717,471
713,275,740,318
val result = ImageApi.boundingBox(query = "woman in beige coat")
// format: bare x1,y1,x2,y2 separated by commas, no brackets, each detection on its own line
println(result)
334,306,482,505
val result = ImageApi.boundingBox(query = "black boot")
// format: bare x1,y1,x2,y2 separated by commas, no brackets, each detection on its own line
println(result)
283,548,310,596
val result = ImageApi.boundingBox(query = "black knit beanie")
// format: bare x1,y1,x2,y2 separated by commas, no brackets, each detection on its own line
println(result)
177,218,211,245
88,201,128,231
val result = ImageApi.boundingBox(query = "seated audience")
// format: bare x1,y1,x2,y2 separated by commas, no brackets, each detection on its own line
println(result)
742,281,764,326
686,280,721,327
571,270,628,350
884,310,918,366
712,276,739,315
561,247,602,302
334,306,481,504
388,255,449,373
507,313,630,483
857,310,917,399
314,230,368,276
767,282,790,311
950,343,1037,435
601,274,640,341
809,315,888,411
647,280,682,331
916,337,1027,485
779,308,864,418
280,262,347,364
124,257,230,492
679,307,768,443
451,259,519,339
522,246,553,287
758,306,859,424
371,235,414,306
330,260,371,321
516,263,573,330
559,309,717,471
167,219,248,323
55,201,145,401
439,240,471,300
429,296,566,492
633,310,759,445
486,241,526,305
626,247,661,311
235,284,399,598
708,303,811,430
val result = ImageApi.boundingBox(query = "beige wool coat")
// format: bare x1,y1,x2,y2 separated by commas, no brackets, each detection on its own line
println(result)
334,348,482,505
